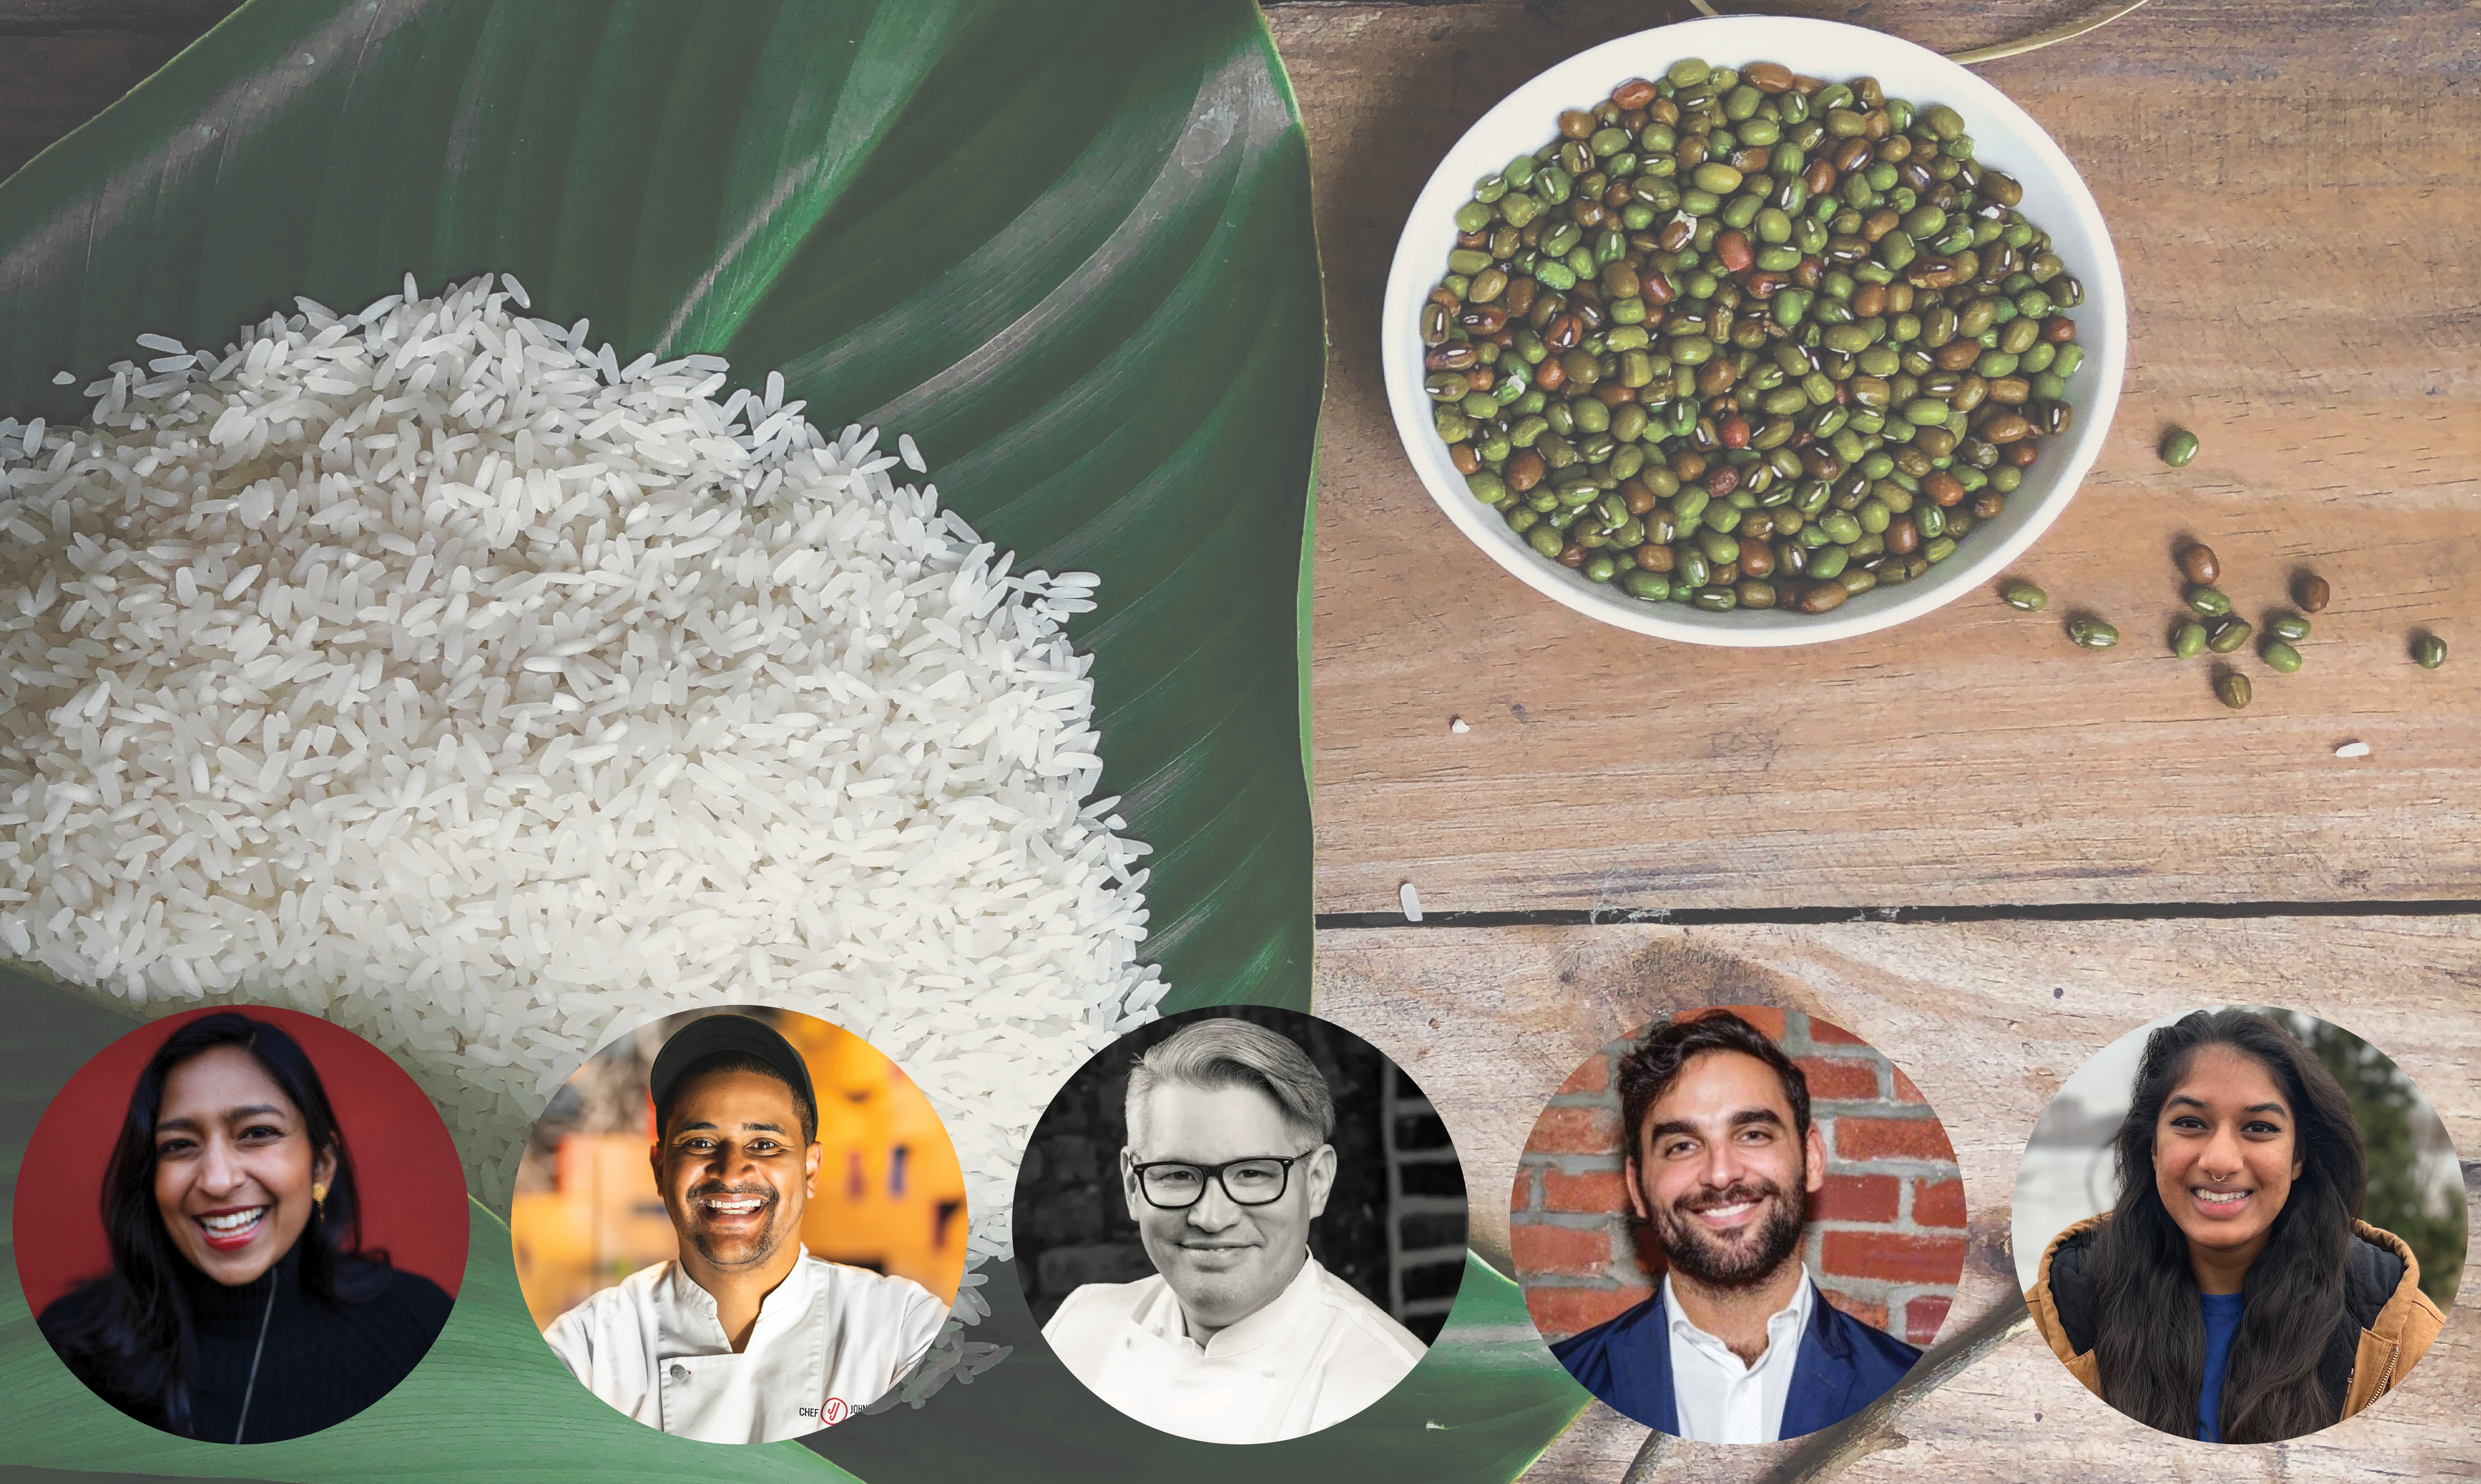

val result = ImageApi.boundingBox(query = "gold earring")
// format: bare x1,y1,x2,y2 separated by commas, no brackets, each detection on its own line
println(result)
312,1181,329,1220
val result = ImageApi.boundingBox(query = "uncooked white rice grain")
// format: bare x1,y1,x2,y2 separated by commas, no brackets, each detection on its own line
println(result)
0,274,1163,1256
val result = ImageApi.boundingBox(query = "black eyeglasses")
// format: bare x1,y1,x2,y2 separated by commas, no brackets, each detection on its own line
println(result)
1130,1154,1309,1209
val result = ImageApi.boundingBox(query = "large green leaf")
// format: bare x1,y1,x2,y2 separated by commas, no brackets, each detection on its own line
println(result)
0,1,1585,1479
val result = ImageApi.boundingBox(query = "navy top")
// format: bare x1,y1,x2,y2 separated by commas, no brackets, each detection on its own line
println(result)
1550,1280,1924,1441
2197,1291,2245,1443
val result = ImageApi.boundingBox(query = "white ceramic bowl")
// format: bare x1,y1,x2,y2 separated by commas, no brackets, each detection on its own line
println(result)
1383,17,2125,646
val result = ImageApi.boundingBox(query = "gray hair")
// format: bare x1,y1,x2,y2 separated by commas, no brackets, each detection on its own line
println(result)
1125,1018,1336,1149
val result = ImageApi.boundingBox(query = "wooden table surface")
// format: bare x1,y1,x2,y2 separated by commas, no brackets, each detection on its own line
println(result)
6,2,2477,1482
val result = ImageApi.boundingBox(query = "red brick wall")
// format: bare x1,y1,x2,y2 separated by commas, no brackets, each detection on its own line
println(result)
1512,1006,1963,1348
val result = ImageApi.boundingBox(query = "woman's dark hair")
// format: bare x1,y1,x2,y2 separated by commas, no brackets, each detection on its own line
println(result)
1617,1010,1812,1158
2088,1008,2365,1443
43,1012,389,1436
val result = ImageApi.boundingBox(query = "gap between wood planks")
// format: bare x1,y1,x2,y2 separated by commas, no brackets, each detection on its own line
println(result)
1319,899,2481,929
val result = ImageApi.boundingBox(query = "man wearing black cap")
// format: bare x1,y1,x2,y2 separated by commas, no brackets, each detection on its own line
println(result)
543,1012,949,1442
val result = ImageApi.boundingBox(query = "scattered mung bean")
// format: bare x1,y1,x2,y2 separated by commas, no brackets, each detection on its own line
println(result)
2269,613,2310,642
1423,60,2083,613
2186,586,2231,619
2262,637,2303,673
2159,427,2199,466
2207,617,2252,653
2296,574,2330,613
2413,634,2447,669
2067,616,2118,649
2171,619,2207,660
2000,579,2047,611
2178,544,2218,584
2215,669,2252,709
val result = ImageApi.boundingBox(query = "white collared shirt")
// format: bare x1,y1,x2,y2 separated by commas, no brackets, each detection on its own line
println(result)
1041,1252,1425,1443
1662,1267,1815,1444
543,1246,947,1443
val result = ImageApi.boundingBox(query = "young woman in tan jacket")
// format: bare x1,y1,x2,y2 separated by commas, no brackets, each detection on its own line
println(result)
2024,1009,2445,1443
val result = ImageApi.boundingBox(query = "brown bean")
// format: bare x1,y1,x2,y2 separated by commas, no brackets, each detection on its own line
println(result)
1922,471,1965,508
1672,450,1708,480
1711,561,1741,587
1803,159,1838,196
1850,282,1888,318
1559,109,1596,139
1934,340,1981,371
1594,381,1636,407
1791,255,1824,290
1635,543,1674,573
2179,544,2220,585
1613,77,1659,109
1986,375,2030,404
1449,443,1481,475
1545,314,1584,352
1465,365,1494,391
1745,61,1794,93
1706,462,1742,498
1715,230,1755,272
1503,278,1538,317
1738,541,1775,578
1533,356,1565,392
1620,479,1656,514
1834,137,1873,173
2044,316,2077,343
1659,218,1696,252
1601,262,1640,299
1559,543,1586,567
1696,359,1739,396
2005,440,2039,468
1425,344,1478,371
2297,573,2331,613
1650,96,1680,125
1886,516,1920,555
1978,412,2034,443
1860,210,1900,245
1799,581,1849,613
1459,304,1508,333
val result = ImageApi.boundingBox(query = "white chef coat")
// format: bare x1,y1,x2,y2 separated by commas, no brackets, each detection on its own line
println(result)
544,1247,947,1443
1662,1267,1815,1444
1041,1252,1425,1444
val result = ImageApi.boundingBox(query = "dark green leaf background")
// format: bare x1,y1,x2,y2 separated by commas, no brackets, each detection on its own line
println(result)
0,0,1588,1478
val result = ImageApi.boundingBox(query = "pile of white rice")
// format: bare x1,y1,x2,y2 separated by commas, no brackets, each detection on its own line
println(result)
0,273,1163,1250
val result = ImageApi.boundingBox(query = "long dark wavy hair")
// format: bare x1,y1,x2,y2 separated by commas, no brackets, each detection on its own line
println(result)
42,1012,390,1437
2088,1008,2365,1443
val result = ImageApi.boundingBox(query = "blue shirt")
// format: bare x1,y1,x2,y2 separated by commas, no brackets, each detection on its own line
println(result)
2198,1291,2245,1442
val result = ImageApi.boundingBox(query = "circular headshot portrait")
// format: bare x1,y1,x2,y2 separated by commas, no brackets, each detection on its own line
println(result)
1013,1005,1465,1445
2013,1005,2463,1444
11,1006,465,1444
511,1006,966,1443
1512,1006,1963,1444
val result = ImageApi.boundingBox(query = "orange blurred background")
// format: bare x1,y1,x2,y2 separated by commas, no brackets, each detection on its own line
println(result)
512,1009,967,1330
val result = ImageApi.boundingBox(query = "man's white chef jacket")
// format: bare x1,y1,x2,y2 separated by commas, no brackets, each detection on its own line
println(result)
544,1246,948,1443
1041,1252,1424,1443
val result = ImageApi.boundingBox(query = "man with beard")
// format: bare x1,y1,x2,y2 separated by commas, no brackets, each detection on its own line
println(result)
543,1014,948,1442
1549,1011,1922,1442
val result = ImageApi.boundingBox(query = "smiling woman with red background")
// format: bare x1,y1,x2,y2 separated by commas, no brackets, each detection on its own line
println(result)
11,1005,467,1441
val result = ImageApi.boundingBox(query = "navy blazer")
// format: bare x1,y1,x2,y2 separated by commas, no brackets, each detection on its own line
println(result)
1550,1282,1923,1439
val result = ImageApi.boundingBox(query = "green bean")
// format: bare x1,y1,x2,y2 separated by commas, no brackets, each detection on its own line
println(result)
2261,638,2303,673
2171,619,2208,660
2413,634,2447,669
1423,62,2081,616
2000,579,2047,611
2206,618,2252,654
2067,617,2118,649
2215,669,2252,710
2159,427,2200,467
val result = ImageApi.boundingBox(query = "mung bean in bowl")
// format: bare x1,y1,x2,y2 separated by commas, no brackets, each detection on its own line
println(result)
1383,17,2125,645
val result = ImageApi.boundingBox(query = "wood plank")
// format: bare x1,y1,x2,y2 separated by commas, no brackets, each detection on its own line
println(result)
1274,0,2481,914
1313,918,2481,1481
